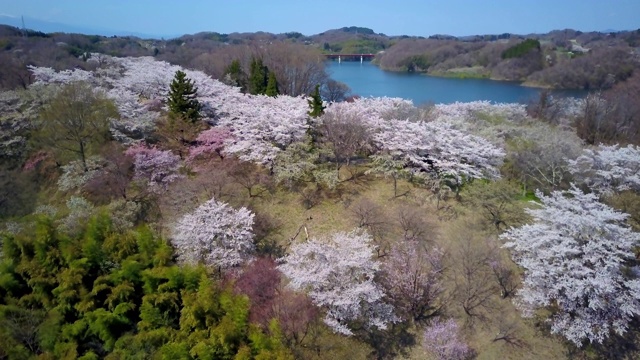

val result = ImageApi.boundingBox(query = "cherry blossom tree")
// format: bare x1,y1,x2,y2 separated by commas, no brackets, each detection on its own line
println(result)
217,94,309,165
187,126,233,162
171,197,255,269
568,144,640,195
374,119,504,186
422,318,473,360
381,241,445,323
318,105,373,171
278,229,397,336
124,143,183,194
57,157,105,192
501,186,640,345
432,101,528,125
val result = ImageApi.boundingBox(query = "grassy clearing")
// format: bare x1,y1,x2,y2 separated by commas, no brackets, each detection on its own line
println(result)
33,157,573,359
429,66,491,79
242,166,570,359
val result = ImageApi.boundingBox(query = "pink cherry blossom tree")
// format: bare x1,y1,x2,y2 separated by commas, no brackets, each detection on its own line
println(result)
422,317,473,360
124,143,183,194
381,241,445,323
187,126,233,162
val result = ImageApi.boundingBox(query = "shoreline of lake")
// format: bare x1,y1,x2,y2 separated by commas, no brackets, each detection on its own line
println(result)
327,61,585,105
370,62,568,90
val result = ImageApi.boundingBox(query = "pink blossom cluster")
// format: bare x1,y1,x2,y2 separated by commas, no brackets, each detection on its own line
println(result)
124,143,183,193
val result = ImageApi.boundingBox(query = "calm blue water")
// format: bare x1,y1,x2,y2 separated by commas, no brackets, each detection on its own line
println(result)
327,61,585,105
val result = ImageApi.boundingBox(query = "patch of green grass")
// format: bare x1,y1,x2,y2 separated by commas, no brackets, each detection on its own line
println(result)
430,66,491,79
474,111,508,125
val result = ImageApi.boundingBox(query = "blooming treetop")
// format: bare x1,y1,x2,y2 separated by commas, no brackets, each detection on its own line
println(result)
29,55,309,162
323,98,505,182
30,55,509,174
323,97,413,130
278,229,397,335
57,157,105,192
501,186,640,345
432,101,528,124
568,144,640,195
422,317,473,360
188,127,233,162
375,119,504,182
171,197,255,269
124,143,183,194
216,94,309,165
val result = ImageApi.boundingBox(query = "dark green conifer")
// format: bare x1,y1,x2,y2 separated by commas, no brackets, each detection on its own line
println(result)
248,57,268,95
223,59,247,92
265,72,279,97
167,70,201,122
307,84,325,117
306,84,325,147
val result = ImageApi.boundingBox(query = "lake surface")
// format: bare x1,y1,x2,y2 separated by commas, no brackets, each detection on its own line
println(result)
327,61,585,105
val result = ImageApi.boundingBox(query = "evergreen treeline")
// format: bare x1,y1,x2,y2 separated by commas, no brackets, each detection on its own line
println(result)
501,39,541,59
224,57,279,97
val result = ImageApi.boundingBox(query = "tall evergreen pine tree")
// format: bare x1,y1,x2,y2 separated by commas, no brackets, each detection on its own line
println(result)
307,84,325,117
248,57,269,95
306,84,325,147
265,72,279,97
223,59,247,92
167,70,201,122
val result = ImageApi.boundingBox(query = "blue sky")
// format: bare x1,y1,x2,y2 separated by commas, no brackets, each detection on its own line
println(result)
1,0,638,37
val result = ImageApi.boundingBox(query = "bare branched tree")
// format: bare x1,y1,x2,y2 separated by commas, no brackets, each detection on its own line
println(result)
450,225,499,324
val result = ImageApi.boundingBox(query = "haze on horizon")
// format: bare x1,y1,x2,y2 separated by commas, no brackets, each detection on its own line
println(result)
1,0,639,38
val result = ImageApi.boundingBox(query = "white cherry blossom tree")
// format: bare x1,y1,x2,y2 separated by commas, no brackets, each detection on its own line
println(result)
501,186,640,345
568,144,640,195
171,197,255,269
374,119,504,184
278,229,397,335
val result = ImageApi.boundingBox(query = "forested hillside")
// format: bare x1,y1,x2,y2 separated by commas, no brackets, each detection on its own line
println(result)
1,23,640,359
374,29,640,88
1,25,640,92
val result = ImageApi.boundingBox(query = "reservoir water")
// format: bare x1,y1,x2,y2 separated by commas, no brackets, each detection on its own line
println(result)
327,61,586,105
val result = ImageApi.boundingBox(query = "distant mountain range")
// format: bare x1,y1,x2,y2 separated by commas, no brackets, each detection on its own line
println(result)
0,15,178,39
0,15,630,40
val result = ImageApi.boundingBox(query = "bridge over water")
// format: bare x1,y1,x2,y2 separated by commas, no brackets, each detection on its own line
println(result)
323,53,375,63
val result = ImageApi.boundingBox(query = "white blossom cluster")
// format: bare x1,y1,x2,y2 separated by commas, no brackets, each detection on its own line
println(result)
375,119,504,182
56,157,105,192
432,101,528,124
501,186,640,345
171,197,255,270
568,144,640,195
278,230,397,335
324,98,506,183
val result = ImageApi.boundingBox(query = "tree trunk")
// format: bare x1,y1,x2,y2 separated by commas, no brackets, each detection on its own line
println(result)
393,174,398,197
80,141,88,172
